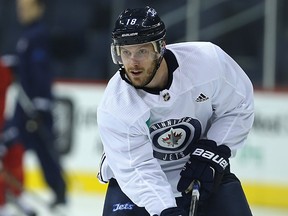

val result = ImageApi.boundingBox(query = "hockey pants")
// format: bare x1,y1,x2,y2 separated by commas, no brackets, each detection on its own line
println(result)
102,172,253,216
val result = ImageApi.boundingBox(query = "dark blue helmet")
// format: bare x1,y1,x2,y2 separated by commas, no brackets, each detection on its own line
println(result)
111,6,166,64
112,6,166,46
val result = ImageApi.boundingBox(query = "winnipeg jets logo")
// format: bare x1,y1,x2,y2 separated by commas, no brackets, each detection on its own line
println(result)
149,117,202,161
162,128,182,147
158,127,185,150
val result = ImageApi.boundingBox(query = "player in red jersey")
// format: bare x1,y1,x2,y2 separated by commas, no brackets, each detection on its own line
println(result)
0,57,36,216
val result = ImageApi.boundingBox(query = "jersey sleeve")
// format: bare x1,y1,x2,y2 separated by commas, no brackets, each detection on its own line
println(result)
207,44,254,155
97,108,177,215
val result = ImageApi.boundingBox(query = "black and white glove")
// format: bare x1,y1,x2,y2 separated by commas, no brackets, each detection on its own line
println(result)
153,207,187,216
177,139,231,200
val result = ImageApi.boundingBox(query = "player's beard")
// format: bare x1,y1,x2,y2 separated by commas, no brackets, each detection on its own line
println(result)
125,59,158,88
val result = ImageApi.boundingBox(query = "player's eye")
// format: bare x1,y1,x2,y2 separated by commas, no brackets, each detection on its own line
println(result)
134,48,149,58
121,49,131,57
138,49,148,55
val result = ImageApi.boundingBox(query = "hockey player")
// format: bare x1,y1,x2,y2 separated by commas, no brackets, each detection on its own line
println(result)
0,57,36,216
97,6,254,216
0,0,67,209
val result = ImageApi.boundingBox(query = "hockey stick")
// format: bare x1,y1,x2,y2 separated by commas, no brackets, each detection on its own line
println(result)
0,166,67,216
0,167,45,207
186,180,200,216
7,83,65,215
16,83,37,119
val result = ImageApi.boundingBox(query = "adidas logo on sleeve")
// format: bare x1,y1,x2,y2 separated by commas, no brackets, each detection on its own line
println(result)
195,93,209,102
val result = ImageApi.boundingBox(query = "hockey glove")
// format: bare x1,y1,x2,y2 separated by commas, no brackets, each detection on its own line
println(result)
177,139,231,200
154,207,187,216
25,110,45,133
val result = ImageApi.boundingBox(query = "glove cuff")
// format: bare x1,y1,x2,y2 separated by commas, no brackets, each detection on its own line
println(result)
197,139,231,158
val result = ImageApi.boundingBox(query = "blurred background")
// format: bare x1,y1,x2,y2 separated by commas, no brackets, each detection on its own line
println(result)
1,0,288,87
1,0,288,215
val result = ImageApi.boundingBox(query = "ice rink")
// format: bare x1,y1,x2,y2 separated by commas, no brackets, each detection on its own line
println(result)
5,190,288,216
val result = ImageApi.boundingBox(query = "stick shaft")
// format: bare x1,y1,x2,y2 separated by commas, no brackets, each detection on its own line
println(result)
189,180,200,216
1,167,66,215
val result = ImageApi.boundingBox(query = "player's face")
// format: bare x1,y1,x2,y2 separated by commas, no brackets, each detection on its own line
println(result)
120,43,159,88
17,0,44,25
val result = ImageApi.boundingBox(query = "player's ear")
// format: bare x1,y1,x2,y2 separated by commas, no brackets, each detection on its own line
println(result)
161,40,166,51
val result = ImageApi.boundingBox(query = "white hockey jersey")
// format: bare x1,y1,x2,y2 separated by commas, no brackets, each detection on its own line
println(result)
97,42,254,215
